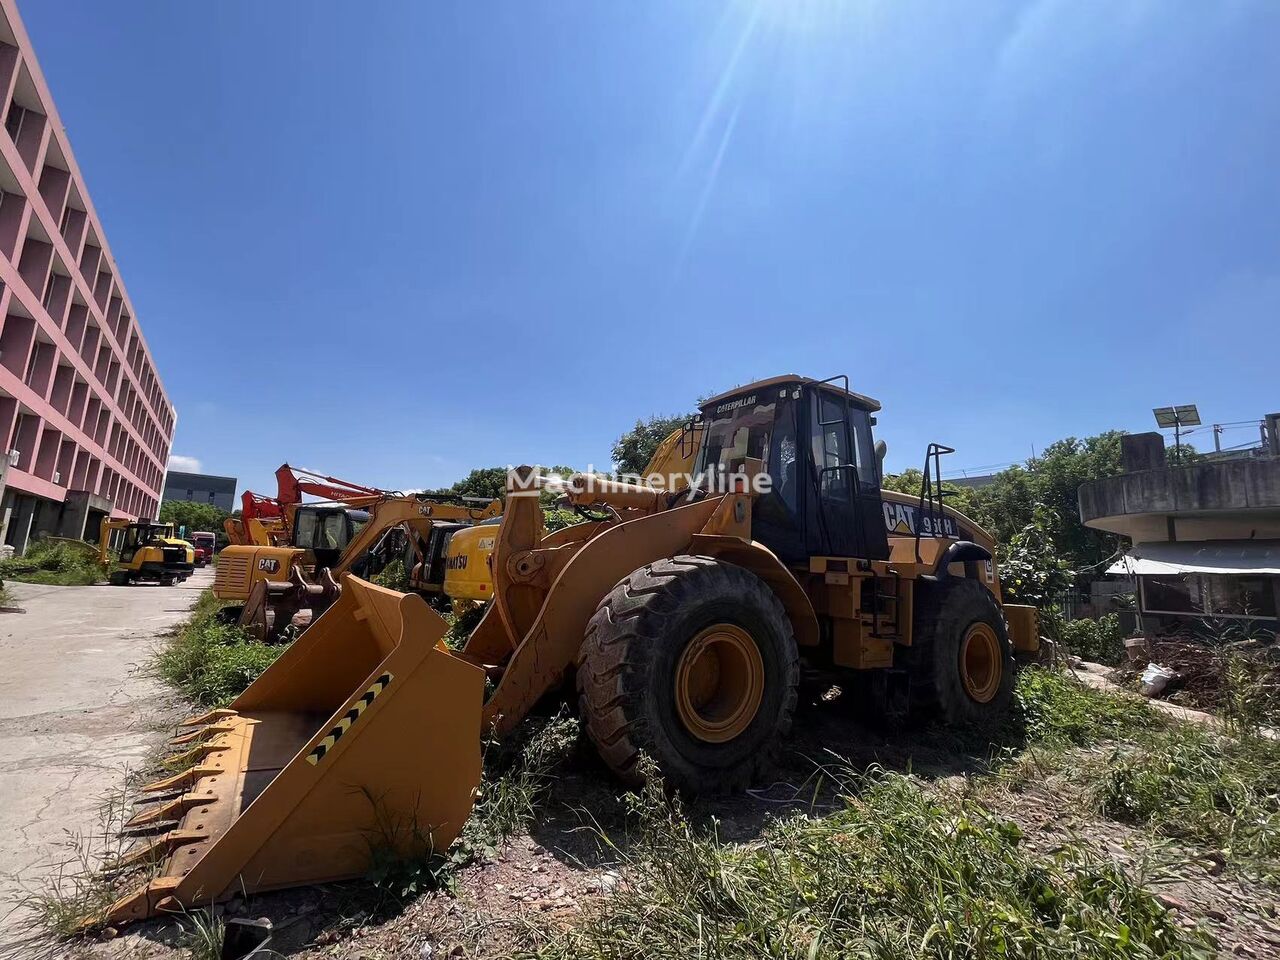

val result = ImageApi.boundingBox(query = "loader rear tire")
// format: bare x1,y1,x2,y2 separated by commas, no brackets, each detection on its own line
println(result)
906,577,1014,725
577,555,799,795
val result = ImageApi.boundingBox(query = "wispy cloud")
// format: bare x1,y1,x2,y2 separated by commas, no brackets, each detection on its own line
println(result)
168,454,202,473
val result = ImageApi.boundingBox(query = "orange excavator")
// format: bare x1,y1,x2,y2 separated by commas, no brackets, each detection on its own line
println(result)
223,491,288,547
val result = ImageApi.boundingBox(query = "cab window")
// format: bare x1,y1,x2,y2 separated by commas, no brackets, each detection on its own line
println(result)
810,393,877,491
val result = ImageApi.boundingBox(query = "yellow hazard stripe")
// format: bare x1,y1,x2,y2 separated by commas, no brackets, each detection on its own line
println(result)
306,673,393,765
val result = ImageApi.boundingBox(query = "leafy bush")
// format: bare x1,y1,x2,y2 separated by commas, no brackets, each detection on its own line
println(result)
1097,726,1280,870
1057,614,1127,665
442,602,486,649
1016,667,1160,746
0,538,108,585
154,590,287,707
371,559,410,592
543,507,583,533
527,767,1209,960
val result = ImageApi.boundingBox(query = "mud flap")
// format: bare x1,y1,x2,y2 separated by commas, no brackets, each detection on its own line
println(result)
101,577,484,926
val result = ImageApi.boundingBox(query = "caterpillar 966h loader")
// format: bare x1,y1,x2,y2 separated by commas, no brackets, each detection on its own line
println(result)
105,375,1037,925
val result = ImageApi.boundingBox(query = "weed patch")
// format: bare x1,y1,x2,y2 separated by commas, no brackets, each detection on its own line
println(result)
153,588,287,707
442,602,486,650
1096,726,1280,875
526,766,1212,960
1057,613,1128,665
371,559,410,591
0,538,108,586
1016,666,1161,746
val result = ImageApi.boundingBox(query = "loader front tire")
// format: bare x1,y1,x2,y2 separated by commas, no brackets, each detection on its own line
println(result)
906,577,1014,725
577,556,799,795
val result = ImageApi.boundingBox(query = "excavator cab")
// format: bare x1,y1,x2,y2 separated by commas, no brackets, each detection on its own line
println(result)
291,505,370,569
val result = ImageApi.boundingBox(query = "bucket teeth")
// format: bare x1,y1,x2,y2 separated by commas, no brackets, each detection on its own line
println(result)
140,765,220,794
162,741,232,768
179,708,237,727
124,793,211,829
114,830,206,869
81,878,183,930
169,723,234,747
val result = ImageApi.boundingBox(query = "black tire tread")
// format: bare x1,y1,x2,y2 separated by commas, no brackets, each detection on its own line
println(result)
577,556,799,794
906,577,1015,724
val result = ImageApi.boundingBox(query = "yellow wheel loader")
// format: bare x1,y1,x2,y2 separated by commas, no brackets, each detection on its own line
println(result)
215,495,502,640
100,519,195,586
104,375,1037,926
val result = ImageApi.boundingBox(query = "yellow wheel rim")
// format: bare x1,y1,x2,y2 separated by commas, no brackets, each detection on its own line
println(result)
960,622,1002,703
674,623,764,743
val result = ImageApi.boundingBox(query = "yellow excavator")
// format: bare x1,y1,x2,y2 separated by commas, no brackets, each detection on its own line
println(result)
99,518,195,587
103,375,1037,925
215,494,502,640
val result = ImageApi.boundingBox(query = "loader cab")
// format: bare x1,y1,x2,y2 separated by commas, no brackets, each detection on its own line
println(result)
694,376,889,566
291,505,370,569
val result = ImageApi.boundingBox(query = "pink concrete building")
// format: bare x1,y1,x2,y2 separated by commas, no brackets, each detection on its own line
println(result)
0,0,175,552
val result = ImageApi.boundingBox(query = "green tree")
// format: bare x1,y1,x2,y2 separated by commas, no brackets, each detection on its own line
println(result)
611,414,690,475
998,506,1074,605
449,467,510,501
448,463,578,503
881,468,978,517
159,500,229,538
960,431,1126,577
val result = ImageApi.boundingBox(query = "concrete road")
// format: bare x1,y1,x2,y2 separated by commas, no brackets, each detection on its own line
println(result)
0,567,211,938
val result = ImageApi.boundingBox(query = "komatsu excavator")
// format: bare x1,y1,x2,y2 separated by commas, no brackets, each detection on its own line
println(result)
104,375,1037,926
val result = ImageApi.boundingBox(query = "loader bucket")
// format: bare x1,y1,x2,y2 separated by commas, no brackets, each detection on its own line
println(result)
101,578,484,927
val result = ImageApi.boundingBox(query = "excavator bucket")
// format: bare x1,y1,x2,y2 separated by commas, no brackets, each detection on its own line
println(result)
100,578,484,927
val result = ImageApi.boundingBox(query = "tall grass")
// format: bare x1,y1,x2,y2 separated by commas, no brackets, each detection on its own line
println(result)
18,778,161,938
526,764,1212,960
0,538,108,585
153,589,286,707
1096,725,1280,874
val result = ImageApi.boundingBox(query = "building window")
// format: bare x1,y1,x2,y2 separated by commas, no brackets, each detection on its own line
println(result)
5,105,26,141
1141,573,1279,620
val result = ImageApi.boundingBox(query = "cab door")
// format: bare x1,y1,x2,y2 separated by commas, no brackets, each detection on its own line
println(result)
803,387,889,561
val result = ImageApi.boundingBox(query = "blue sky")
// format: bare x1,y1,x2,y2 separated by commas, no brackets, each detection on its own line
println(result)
24,1,1280,495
